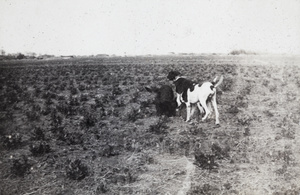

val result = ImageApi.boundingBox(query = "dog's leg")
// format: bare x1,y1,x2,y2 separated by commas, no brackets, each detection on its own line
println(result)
176,93,182,108
197,103,204,114
207,101,213,119
185,102,191,122
200,98,210,122
211,94,220,125
190,104,197,120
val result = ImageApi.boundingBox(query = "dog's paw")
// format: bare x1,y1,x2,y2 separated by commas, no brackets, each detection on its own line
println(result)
214,124,221,128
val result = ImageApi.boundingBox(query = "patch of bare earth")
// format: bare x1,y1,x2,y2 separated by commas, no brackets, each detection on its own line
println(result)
220,57,300,194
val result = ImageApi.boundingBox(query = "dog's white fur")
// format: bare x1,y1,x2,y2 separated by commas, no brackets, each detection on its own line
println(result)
176,76,223,125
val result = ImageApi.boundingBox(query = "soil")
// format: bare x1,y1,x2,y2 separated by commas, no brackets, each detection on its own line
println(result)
0,54,299,194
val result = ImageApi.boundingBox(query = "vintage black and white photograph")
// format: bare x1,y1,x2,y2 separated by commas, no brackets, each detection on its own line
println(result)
0,0,300,194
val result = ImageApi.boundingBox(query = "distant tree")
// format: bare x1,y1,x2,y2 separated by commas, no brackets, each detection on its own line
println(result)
0,49,5,55
229,49,257,55
26,52,36,57
16,53,26,59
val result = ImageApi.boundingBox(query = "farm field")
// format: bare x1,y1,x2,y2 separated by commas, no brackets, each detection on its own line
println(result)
0,55,300,194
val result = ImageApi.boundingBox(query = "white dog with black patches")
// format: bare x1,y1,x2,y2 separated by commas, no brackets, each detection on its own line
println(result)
167,71,223,126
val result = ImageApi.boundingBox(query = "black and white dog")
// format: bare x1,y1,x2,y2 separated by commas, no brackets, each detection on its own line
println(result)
167,71,223,125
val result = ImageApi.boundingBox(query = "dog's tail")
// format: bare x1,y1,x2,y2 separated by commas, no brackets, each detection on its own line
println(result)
212,75,224,88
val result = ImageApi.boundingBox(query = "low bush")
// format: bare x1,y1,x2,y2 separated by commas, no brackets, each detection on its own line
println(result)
80,111,97,128
237,114,253,126
148,116,169,134
194,151,218,170
65,159,89,181
99,144,120,157
30,127,45,141
58,130,84,145
2,133,22,149
124,106,141,122
222,77,234,91
211,143,230,160
10,155,31,177
26,110,40,121
30,141,51,156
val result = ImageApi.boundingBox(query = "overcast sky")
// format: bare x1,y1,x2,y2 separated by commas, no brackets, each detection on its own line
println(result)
0,0,299,56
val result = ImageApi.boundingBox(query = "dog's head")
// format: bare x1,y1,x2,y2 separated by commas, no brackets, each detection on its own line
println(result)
167,71,181,81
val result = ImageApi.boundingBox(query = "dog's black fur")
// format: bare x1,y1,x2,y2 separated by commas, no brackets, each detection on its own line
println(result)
145,85,177,117
174,78,195,102
167,71,196,103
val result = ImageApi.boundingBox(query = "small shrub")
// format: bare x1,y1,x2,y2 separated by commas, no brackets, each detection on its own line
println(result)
42,91,57,100
227,105,239,114
58,94,66,101
80,111,97,128
30,141,51,156
286,92,296,102
243,127,251,136
80,93,89,101
70,86,78,95
58,131,84,145
6,90,19,104
281,127,295,139
96,181,109,193
263,110,274,117
69,95,80,106
57,102,77,116
262,79,270,87
32,104,42,112
194,151,218,170
95,97,105,108
240,84,252,96
125,107,141,122
238,114,253,126
268,101,278,107
2,133,22,149
211,143,230,160
222,77,234,91
99,144,120,157
26,110,40,121
269,85,277,92
115,99,125,108
45,97,53,106
149,117,168,134
35,87,42,97
11,155,31,177
296,78,300,88
78,84,86,91
65,159,89,180
112,84,122,96
30,127,45,140
130,91,140,103
235,95,248,108
51,112,63,127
